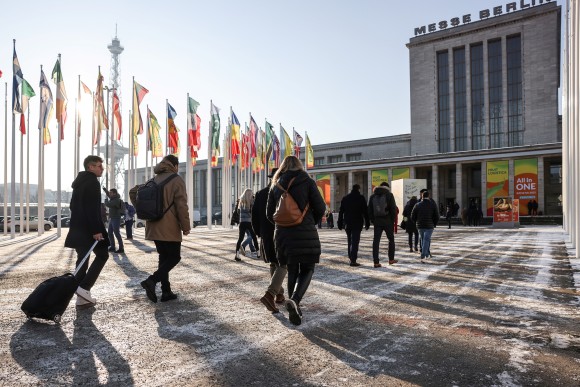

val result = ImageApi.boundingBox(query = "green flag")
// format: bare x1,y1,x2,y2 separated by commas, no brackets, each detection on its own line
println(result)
210,102,220,166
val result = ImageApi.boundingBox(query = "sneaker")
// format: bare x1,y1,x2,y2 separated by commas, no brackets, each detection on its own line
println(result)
388,259,398,265
285,299,302,325
421,258,426,264
75,296,96,309
115,249,125,254
160,291,178,302
275,293,285,304
140,278,158,303
260,292,279,313
75,286,96,304
248,251,258,259
239,247,246,257
350,262,361,267
414,246,418,252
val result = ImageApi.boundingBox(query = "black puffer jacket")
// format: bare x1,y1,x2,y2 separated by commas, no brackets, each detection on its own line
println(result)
252,183,276,263
368,186,398,227
266,169,326,265
411,198,439,229
338,189,370,230
64,171,109,249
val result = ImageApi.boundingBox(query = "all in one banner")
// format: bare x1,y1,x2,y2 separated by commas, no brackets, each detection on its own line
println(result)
514,158,538,215
371,170,389,190
316,174,331,208
486,160,509,216
392,167,410,181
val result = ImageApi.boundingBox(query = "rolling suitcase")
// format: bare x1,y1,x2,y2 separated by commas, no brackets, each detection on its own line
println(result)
21,240,99,323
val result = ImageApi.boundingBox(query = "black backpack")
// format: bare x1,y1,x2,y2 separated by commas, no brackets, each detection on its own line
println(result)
133,174,179,221
372,194,389,217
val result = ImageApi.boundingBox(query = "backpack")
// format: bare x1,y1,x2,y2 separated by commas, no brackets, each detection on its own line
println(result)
372,194,389,217
273,177,310,227
132,173,179,221
120,201,126,214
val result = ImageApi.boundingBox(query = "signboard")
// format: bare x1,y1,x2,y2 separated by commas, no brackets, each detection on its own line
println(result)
371,170,389,191
486,160,509,216
392,167,410,181
514,158,538,215
316,173,331,208
512,199,520,223
493,196,514,224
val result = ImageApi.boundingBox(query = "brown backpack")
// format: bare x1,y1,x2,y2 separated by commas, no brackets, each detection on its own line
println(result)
273,177,310,227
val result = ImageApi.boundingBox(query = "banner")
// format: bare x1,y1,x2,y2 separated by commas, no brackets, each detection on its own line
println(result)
316,174,331,208
514,158,538,215
486,160,509,216
371,170,389,191
392,167,410,181
493,196,514,223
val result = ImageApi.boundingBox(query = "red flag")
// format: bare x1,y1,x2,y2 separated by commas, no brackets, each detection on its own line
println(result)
112,91,122,140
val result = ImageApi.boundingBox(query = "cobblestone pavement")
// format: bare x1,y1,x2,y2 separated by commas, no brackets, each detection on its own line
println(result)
0,225,579,386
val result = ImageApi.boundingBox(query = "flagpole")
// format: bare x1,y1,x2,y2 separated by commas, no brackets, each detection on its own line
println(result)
145,105,149,181
38,65,43,236
3,82,7,236
19,99,23,236
207,101,213,229
130,76,135,192
10,40,18,240
75,75,80,176
110,90,115,190
165,99,168,156
186,94,193,229
26,107,30,233
304,130,308,173
55,54,62,237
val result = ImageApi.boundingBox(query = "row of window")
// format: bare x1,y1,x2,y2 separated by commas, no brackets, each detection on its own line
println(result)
314,153,361,166
437,34,523,153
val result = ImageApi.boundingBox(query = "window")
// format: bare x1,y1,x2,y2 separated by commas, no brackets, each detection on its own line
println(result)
454,47,467,151
346,153,361,162
471,43,485,150
328,155,343,164
488,39,503,148
437,51,451,153
507,35,523,146
212,169,221,206
314,157,325,166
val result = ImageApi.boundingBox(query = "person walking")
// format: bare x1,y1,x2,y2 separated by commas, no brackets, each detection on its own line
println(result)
234,189,259,261
254,168,287,313
445,203,453,229
140,155,191,303
403,195,419,252
337,184,370,267
266,156,326,325
368,182,398,267
105,188,125,253
411,190,439,263
124,201,135,240
64,155,110,309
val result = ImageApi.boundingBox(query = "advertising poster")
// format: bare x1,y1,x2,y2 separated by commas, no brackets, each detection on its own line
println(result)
371,170,389,190
486,160,509,216
392,167,410,181
316,173,331,208
512,199,520,222
514,158,538,215
493,196,513,223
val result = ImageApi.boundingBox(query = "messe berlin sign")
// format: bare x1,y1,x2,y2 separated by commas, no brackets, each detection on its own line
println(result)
414,0,553,36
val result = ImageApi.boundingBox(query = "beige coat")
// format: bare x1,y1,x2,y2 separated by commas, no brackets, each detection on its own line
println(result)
145,160,191,242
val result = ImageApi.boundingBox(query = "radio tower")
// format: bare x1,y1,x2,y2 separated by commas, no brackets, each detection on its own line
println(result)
107,25,128,192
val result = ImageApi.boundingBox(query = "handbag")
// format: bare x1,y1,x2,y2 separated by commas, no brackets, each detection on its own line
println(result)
400,219,407,230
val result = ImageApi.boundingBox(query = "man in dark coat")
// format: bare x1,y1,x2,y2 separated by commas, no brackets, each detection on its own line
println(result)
266,156,326,325
253,168,286,313
368,182,398,267
411,190,440,263
338,184,370,266
64,155,110,309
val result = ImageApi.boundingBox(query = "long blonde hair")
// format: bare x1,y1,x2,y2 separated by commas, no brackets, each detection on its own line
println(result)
239,189,254,210
272,155,304,186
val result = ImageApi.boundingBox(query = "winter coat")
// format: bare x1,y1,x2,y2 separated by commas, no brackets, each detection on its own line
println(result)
403,198,419,234
367,186,398,227
144,160,191,242
105,193,123,219
252,184,276,262
338,189,370,230
64,171,109,249
266,169,326,265
239,206,252,223
411,198,439,229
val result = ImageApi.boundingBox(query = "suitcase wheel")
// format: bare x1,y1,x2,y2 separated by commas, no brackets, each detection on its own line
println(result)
53,314,62,324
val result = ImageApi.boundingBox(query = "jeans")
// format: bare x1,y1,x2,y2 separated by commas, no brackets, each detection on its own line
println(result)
125,219,134,239
108,218,124,251
236,222,258,252
287,263,315,304
408,231,418,248
418,228,434,259
151,240,182,292
242,230,256,252
345,226,362,262
372,224,395,263
75,243,109,291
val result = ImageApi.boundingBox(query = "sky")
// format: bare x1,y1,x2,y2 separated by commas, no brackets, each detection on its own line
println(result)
0,0,564,191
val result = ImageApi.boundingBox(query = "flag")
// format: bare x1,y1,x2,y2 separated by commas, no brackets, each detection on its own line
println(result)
167,102,180,155
306,133,314,168
0,69,3,78
187,97,201,164
293,129,303,157
265,120,274,159
51,58,68,139
272,133,280,168
38,69,53,145
81,81,91,96
112,91,122,140
148,108,163,157
249,115,259,158
13,45,23,114
19,79,35,135
280,125,293,158
132,81,148,135
78,81,91,137
231,110,240,161
210,102,220,167
93,69,108,145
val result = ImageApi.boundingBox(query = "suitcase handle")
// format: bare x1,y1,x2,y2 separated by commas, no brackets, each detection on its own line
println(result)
73,240,100,276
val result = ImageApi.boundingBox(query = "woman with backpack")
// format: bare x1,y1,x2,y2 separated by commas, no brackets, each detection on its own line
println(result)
234,189,259,261
266,155,326,325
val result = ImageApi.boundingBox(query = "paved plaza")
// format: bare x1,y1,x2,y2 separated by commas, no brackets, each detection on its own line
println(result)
0,224,579,386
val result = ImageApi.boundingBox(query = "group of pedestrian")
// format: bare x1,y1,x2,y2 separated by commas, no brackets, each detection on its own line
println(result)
527,199,539,215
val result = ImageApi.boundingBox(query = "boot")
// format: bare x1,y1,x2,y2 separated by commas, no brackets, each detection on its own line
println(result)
141,277,158,303
275,293,285,304
260,292,279,313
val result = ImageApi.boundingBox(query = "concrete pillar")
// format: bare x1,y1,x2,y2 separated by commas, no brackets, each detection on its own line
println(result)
481,161,487,216
508,159,514,197
537,157,545,215
348,171,353,192
329,173,335,211
456,163,463,210
501,36,508,148
432,165,439,205
483,40,489,149
367,170,372,199
410,166,416,179
465,44,472,151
